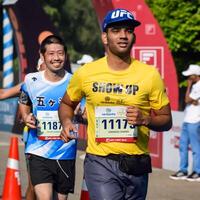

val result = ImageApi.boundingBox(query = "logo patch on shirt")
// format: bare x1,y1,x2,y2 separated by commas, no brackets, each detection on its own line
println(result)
32,77,37,81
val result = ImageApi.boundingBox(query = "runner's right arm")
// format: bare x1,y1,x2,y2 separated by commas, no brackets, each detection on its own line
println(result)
18,86,37,129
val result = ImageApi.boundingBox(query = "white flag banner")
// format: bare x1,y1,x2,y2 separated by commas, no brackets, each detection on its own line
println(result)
2,8,14,88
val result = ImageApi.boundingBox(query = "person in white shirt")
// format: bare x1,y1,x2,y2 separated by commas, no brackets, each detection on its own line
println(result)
170,64,200,181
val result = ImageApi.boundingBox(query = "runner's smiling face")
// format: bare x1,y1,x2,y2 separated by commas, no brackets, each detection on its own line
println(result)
102,23,136,57
42,43,66,72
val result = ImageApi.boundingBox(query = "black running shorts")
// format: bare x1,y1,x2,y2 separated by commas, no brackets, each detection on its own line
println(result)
27,154,75,194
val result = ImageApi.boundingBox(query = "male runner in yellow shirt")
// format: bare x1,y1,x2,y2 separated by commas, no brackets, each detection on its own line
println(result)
59,8,172,200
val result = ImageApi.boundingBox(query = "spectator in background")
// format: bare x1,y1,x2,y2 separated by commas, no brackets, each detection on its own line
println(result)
76,54,94,65
170,64,200,182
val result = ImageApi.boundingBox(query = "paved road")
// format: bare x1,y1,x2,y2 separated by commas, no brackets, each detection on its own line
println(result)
1,132,200,200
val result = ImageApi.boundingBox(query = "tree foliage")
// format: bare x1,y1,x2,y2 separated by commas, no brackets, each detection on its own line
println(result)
38,0,103,62
39,0,200,82
145,0,200,82
1,0,199,81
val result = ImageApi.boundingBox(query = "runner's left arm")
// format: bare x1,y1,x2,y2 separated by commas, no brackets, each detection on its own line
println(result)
126,104,172,132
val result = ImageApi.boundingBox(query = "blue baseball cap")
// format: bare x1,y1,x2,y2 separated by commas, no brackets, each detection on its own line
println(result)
102,8,141,32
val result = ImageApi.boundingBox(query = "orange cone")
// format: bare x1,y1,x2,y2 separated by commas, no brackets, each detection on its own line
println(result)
80,177,90,200
2,136,22,200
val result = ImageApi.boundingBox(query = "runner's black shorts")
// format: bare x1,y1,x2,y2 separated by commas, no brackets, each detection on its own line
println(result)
27,154,75,194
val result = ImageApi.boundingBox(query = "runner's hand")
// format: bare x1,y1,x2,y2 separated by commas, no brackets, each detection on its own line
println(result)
60,122,78,142
126,106,150,126
24,113,37,129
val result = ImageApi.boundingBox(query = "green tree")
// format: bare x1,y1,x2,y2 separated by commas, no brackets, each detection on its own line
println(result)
145,0,200,82
39,0,103,62
40,0,200,82
2,0,199,80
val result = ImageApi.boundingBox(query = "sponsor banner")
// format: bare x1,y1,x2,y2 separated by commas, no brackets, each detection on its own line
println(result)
162,111,193,172
149,131,163,168
0,98,18,132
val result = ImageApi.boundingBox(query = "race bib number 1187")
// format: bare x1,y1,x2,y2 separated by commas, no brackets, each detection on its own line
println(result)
37,110,61,140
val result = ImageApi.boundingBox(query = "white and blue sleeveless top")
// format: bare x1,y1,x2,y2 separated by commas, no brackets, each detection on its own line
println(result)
21,71,77,160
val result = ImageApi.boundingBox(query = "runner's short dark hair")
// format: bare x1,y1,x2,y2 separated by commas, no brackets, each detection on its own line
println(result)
40,35,67,54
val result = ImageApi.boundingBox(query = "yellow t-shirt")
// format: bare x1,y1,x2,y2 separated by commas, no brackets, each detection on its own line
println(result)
67,57,169,156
